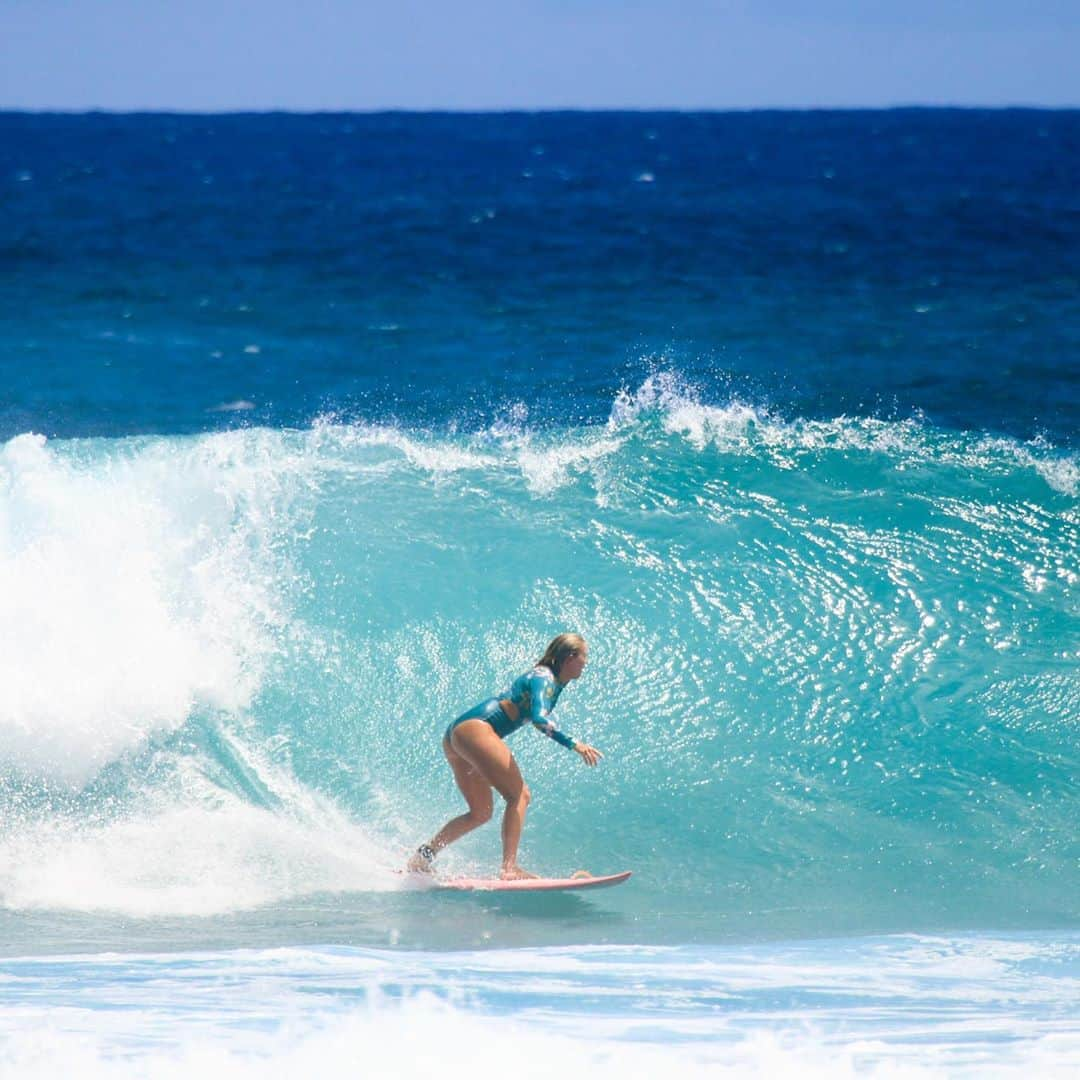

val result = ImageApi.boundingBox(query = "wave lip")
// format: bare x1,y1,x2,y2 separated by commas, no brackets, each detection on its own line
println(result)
608,372,1080,496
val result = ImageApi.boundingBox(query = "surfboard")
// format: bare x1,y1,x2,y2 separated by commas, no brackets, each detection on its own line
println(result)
438,870,631,893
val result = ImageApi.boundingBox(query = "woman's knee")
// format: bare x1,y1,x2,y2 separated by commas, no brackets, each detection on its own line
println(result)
469,801,494,826
503,783,530,808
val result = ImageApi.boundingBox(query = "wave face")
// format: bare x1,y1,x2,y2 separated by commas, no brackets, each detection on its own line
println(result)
1,378,1077,937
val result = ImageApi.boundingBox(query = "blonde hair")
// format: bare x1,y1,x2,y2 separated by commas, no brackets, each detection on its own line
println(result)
536,633,587,677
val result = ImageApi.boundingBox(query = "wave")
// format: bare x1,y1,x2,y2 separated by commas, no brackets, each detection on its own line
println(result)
0,378,1076,930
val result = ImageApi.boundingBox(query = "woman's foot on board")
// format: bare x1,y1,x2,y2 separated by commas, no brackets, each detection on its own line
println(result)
499,864,539,881
406,844,436,874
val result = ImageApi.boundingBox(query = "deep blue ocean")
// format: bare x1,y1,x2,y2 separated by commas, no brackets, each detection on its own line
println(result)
1,110,1078,1077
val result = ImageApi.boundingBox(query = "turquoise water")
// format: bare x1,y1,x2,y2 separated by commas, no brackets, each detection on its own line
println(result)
1,381,1076,945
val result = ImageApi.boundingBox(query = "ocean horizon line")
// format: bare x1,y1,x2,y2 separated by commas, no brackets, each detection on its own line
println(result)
3,102,1079,117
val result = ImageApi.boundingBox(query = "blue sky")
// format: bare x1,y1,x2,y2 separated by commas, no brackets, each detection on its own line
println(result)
1,1,1076,110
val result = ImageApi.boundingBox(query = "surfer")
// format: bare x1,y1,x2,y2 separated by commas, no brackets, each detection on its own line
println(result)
407,633,603,880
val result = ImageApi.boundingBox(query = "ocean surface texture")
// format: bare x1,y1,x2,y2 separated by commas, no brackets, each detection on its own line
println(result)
1,111,1078,1076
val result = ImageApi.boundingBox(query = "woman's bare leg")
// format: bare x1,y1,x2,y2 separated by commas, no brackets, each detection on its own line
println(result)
407,734,494,871
449,720,536,880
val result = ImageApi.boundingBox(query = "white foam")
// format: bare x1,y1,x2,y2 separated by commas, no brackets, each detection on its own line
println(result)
515,434,623,494
0,432,293,785
608,371,1080,493
0,797,395,916
0,703,401,916
4,939,1079,1079
327,421,498,474
314,417,623,495
976,436,1080,497
0,988,939,1080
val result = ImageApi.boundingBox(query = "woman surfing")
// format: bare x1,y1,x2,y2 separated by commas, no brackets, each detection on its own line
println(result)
407,633,603,880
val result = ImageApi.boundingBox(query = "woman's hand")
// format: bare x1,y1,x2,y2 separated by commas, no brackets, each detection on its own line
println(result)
574,743,603,767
